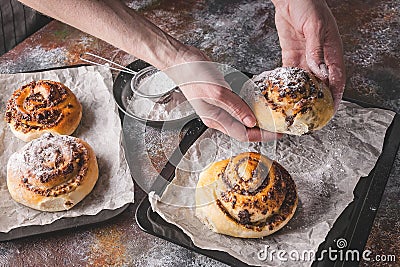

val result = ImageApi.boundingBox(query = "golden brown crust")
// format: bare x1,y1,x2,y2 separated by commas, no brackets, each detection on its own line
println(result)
195,152,298,238
251,67,334,135
4,80,82,142
6,133,98,212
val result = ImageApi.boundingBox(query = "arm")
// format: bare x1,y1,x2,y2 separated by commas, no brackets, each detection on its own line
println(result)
18,0,184,69
271,0,346,111
19,0,278,142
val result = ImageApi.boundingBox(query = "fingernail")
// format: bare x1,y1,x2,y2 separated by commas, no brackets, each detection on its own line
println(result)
319,63,329,78
243,116,256,128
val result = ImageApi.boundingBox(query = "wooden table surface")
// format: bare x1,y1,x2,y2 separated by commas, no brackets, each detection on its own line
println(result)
0,0,398,266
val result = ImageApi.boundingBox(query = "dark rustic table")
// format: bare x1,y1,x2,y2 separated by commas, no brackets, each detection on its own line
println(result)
0,1,398,266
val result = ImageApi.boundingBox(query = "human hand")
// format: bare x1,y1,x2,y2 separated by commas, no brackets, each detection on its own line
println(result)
164,46,281,142
272,0,346,111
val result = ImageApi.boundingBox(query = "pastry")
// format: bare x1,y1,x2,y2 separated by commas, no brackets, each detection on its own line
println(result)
251,67,334,135
7,133,98,212
195,152,298,238
4,80,82,142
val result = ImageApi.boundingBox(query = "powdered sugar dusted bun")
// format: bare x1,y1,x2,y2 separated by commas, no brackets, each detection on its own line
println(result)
252,67,334,135
7,133,98,212
4,80,82,142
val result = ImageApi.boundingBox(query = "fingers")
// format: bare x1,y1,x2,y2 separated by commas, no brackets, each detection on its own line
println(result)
302,6,345,112
188,98,280,142
182,88,257,128
201,112,250,142
173,65,258,128
274,15,306,68
326,58,345,112
204,89,257,128
274,0,345,113
248,128,284,142
304,21,329,81
329,65,345,112
200,106,281,142
324,17,346,112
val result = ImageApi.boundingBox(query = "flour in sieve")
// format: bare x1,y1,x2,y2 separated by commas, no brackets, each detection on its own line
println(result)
127,71,195,121
127,92,194,121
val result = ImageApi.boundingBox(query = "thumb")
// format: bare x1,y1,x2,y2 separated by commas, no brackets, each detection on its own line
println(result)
304,24,329,80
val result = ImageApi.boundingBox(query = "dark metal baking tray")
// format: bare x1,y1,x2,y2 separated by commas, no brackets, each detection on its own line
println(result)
0,204,130,242
0,65,131,242
127,65,400,266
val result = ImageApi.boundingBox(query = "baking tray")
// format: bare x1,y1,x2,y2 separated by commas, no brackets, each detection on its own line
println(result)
125,65,400,266
0,65,131,242
0,204,129,242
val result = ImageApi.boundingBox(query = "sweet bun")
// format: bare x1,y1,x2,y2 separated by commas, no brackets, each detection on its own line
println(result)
195,152,298,238
251,67,334,135
5,80,82,142
7,133,98,212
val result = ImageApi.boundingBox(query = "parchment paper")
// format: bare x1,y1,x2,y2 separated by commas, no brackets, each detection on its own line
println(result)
0,65,134,233
149,101,395,266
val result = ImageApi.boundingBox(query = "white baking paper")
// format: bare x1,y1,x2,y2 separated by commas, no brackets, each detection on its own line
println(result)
149,101,395,266
0,65,134,233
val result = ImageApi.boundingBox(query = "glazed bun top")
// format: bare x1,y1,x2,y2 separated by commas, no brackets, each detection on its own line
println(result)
195,152,298,238
4,80,82,142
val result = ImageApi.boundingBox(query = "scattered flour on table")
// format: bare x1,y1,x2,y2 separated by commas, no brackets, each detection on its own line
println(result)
0,46,67,74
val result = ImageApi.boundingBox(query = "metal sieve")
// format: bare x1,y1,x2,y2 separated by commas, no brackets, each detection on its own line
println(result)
80,52,180,103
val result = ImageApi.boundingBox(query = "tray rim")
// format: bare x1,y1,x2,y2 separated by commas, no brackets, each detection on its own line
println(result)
135,97,400,267
0,204,130,242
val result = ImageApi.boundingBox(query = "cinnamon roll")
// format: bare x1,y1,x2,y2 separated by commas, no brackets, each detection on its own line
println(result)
195,152,298,238
4,80,82,142
7,133,98,212
251,67,334,135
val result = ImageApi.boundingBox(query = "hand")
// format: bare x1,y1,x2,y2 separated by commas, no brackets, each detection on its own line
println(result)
165,46,281,142
19,0,280,142
272,0,346,111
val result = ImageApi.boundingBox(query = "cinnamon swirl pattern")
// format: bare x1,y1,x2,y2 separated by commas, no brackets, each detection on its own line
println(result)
251,67,334,135
7,133,98,212
4,80,82,142
195,152,298,238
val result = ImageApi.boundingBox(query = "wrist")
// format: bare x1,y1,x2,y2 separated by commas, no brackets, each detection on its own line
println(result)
144,36,187,70
153,44,210,71
130,34,207,71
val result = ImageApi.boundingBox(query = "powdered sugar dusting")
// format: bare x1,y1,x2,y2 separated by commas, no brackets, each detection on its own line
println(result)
0,46,67,74
8,133,86,190
256,67,310,90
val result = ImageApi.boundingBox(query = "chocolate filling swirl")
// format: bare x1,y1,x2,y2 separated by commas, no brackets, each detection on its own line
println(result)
216,152,297,231
16,133,89,197
5,80,70,133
